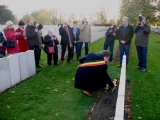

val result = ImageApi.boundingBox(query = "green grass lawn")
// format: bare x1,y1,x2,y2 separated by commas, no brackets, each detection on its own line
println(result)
0,33,160,120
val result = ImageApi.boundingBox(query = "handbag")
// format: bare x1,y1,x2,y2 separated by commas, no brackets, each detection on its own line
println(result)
5,40,15,48
47,45,55,54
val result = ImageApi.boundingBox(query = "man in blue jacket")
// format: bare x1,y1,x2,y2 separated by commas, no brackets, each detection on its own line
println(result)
103,25,117,64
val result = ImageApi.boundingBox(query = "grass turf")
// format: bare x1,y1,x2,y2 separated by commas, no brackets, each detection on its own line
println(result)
0,32,160,120
0,38,119,120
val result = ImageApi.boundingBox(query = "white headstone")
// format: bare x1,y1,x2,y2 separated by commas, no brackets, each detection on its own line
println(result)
115,96,125,117
18,52,29,81
0,58,11,93
118,83,126,96
26,50,36,77
7,55,20,86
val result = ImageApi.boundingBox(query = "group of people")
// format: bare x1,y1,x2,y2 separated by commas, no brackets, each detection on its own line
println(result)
59,17,91,63
0,19,43,68
75,16,150,97
0,15,151,97
103,16,150,72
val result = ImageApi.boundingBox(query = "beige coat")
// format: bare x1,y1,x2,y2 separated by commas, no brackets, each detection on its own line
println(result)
79,23,91,43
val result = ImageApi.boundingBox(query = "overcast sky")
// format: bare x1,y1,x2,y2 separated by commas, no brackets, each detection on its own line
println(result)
0,0,120,20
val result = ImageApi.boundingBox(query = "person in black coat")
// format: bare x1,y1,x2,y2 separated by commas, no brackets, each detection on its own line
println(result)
0,32,6,58
43,29,59,66
71,21,80,60
103,25,117,64
26,19,41,68
117,16,133,67
75,50,115,97
59,20,75,63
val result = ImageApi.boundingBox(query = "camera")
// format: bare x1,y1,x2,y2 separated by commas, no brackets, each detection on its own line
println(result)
138,15,143,26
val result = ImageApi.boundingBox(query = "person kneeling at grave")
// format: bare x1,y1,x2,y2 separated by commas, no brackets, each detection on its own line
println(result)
43,29,59,66
74,50,116,97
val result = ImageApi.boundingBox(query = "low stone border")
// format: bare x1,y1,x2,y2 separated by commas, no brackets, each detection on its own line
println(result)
114,55,126,120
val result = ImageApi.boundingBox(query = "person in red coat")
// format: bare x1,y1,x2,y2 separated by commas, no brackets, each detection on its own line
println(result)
16,21,29,52
3,21,19,55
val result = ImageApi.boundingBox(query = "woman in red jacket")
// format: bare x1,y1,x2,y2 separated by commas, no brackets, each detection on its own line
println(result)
16,21,29,52
3,21,19,55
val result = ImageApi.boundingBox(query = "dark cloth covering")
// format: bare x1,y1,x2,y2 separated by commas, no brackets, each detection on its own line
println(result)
75,53,114,92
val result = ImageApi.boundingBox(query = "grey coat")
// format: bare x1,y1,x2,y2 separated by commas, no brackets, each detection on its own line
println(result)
79,23,91,43
133,24,151,47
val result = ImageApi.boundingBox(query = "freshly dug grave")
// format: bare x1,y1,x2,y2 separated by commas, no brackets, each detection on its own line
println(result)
87,82,131,120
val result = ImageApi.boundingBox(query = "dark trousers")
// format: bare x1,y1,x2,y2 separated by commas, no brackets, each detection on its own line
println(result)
79,42,89,56
104,40,114,61
72,42,81,59
39,49,41,60
136,46,147,69
61,45,72,62
47,53,58,65
29,45,40,66
119,44,130,65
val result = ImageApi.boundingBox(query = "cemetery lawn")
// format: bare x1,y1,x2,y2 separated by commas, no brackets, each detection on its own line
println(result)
0,32,160,120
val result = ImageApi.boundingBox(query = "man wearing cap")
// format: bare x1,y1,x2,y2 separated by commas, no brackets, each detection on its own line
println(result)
103,25,117,64
133,16,151,72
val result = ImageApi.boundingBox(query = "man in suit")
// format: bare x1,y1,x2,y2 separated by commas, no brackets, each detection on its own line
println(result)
71,21,80,60
59,20,75,63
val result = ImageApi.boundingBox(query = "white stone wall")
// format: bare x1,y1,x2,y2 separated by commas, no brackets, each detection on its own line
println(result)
0,50,36,93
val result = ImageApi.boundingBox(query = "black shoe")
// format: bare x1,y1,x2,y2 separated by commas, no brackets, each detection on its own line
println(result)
36,65,42,68
141,68,146,72
118,65,121,68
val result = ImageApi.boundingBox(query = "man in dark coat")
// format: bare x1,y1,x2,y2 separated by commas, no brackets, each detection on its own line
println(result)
103,25,117,64
133,16,151,72
43,29,59,66
59,20,75,63
26,19,41,68
75,50,115,97
117,16,133,67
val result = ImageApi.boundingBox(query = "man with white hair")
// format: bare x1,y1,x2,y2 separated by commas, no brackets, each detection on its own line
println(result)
43,29,59,66
117,16,133,67
133,16,151,72
59,20,74,63
79,17,91,57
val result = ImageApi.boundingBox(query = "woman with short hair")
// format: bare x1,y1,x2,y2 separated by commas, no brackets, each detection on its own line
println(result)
16,21,29,52
3,20,19,55
43,29,59,66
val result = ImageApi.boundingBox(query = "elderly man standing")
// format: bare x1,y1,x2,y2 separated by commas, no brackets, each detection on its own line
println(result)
59,20,74,63
79,17,91,58
134,16,151,72
26,19,41,68
117,16,133,67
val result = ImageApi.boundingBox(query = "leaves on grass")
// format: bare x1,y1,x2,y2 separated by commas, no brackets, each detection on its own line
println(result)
54,89,58,92
125,90,132,119
138,116,142,119
11,91,15,93
7,106,10,108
